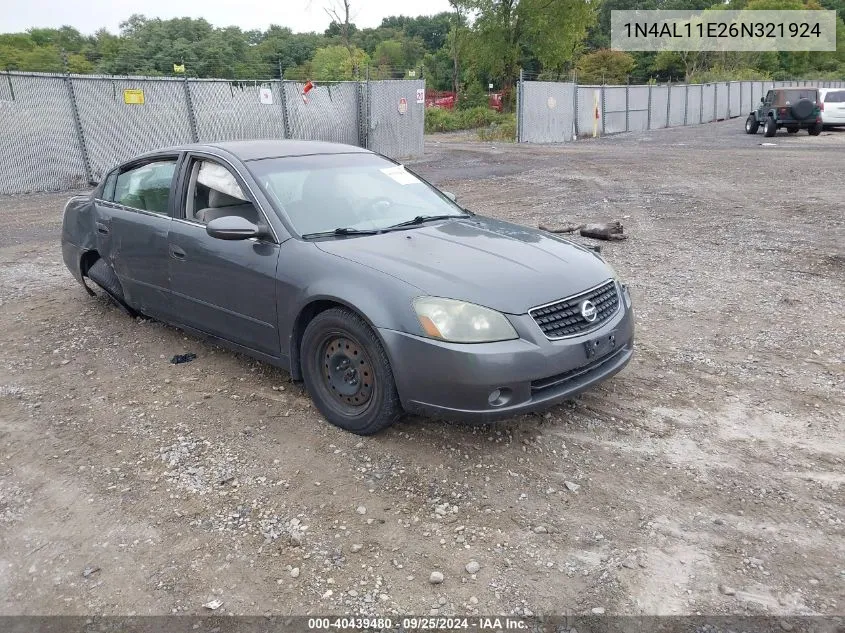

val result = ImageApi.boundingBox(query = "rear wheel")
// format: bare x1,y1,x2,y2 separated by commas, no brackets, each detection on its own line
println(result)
86,258,136,316
745,115,759,134
764,117,777,137
301,307,402,435
808,122,822,136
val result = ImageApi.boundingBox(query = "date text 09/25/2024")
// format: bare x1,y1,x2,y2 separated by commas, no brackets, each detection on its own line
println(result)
307,617,529,630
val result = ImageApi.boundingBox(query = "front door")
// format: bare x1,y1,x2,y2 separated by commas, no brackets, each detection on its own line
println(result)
167,155,281,357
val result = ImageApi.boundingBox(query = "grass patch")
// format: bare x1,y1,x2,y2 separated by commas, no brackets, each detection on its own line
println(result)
477,114,516,142
425,106,512,134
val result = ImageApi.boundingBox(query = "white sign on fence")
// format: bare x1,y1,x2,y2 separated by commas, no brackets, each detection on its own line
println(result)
259,87,273,105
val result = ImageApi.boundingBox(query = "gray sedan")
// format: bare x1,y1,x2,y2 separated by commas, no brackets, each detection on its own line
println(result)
61,140,634,435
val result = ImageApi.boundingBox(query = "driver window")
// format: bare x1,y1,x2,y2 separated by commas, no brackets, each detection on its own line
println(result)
185,159,258,226
764,90,774,104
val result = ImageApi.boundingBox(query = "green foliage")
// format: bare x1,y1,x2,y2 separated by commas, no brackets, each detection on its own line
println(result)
457,81,489,109
424,106,510,133
688,66,772,82
311,45,369,80
477,114,517,141
576,49,635,83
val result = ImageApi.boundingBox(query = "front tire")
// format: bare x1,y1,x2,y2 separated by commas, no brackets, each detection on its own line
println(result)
787,127,799,134
745,115,759,134
764,117,777,137
301,307,402,435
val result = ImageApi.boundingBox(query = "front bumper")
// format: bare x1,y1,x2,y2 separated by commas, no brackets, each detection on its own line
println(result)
381,283,635,422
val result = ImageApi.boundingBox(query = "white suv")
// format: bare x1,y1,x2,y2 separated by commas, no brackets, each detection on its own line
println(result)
819,88,845,128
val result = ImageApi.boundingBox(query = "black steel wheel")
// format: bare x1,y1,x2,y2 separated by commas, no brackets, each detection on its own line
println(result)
808,122,822,136
301,307,402,435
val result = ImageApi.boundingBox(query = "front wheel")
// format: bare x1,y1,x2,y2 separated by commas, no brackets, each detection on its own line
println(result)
301,307,403,435
808,123,822,136
763,117,777,137
787,127,799,134
745,115,759,134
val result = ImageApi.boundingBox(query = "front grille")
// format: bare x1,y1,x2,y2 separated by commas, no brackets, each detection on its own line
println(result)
529,280,619,339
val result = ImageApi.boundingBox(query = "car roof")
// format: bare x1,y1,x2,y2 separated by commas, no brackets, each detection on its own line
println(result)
140,140,372,162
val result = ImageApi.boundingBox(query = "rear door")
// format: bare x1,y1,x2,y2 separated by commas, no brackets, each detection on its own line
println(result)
167,153,282,357
96,154,180,319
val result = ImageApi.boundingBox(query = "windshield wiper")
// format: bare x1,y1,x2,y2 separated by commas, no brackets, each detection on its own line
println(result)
384,214,468,230
302,227,382,239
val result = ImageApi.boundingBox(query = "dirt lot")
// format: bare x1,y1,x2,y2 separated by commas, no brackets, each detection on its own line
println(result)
1,120,843,618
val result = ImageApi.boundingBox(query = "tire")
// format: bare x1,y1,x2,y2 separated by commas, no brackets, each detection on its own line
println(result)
300,307,402,435
764,117,777,137
808,122,822,136
790,98,814,120
85,258,136,316
787,127,799,134
745,115,759,134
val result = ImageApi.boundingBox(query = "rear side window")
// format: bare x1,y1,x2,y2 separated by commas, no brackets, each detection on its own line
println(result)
782,89,817,104
113,160,177,215
824,91,845,103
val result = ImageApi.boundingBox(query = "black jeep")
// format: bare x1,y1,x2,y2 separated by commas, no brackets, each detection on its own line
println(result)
745,88,823,137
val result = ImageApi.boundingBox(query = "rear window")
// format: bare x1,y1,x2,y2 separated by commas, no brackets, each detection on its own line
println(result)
782,89,817,104
823,90,845,103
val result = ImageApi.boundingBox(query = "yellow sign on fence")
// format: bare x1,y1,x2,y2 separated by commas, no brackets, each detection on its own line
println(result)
123,89,145,105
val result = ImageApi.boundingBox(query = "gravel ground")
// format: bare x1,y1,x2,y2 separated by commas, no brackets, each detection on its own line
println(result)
0,120,843,617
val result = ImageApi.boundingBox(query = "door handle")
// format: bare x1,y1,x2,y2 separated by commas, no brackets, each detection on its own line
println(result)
96,222,109,235
169,245,186,260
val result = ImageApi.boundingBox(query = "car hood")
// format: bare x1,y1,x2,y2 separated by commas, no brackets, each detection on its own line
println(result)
314,217,614,314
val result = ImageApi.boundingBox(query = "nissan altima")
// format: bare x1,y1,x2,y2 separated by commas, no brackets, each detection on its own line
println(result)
61,140,634,435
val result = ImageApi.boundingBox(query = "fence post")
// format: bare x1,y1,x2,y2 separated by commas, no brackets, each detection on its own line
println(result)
665,80,671,128
182,75,199,142
726,82,731,118
625,78,629,133
713,83,717,122
366,65,373,149
278,60,291,139
4,70,14,101
61,51,93,185
700,85,704,124
601,84,606,136
279,79,291,139
356,67,368,149
646,83,652,130
573,80,579,139
517,68,523,143
684,83,689,125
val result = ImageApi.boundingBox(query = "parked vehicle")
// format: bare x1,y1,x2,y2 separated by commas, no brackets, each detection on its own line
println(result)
819,88,845,128
745,88,823,137
61,141,634,435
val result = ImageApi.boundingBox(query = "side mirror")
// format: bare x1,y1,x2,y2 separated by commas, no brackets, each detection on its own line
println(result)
443,191,458,203
206,215,261,240
760,97,764,103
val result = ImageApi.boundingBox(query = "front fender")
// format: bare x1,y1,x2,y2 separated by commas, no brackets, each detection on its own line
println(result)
276,242,425,378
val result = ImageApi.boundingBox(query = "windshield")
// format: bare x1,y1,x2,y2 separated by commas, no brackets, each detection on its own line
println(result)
248,153,467,236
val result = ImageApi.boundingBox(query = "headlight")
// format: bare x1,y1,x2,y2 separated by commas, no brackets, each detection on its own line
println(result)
412,297,518,343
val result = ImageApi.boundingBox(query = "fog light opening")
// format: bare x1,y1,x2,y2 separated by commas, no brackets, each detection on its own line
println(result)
488,387,512,407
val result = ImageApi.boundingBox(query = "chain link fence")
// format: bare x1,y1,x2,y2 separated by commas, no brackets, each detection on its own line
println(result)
518,78,845,143
366,79,425,158
0,72,425,195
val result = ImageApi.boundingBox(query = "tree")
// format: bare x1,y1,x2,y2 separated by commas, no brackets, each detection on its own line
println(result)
576,49,635,83
311,44,369,80
465,0,596,93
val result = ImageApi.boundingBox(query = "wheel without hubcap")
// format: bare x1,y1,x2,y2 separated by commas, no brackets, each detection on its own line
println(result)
301,307,402,435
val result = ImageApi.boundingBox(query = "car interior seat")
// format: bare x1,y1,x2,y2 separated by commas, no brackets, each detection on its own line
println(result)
196,189,259,225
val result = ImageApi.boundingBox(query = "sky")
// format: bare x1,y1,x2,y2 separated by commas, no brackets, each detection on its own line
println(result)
1,0,454,35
